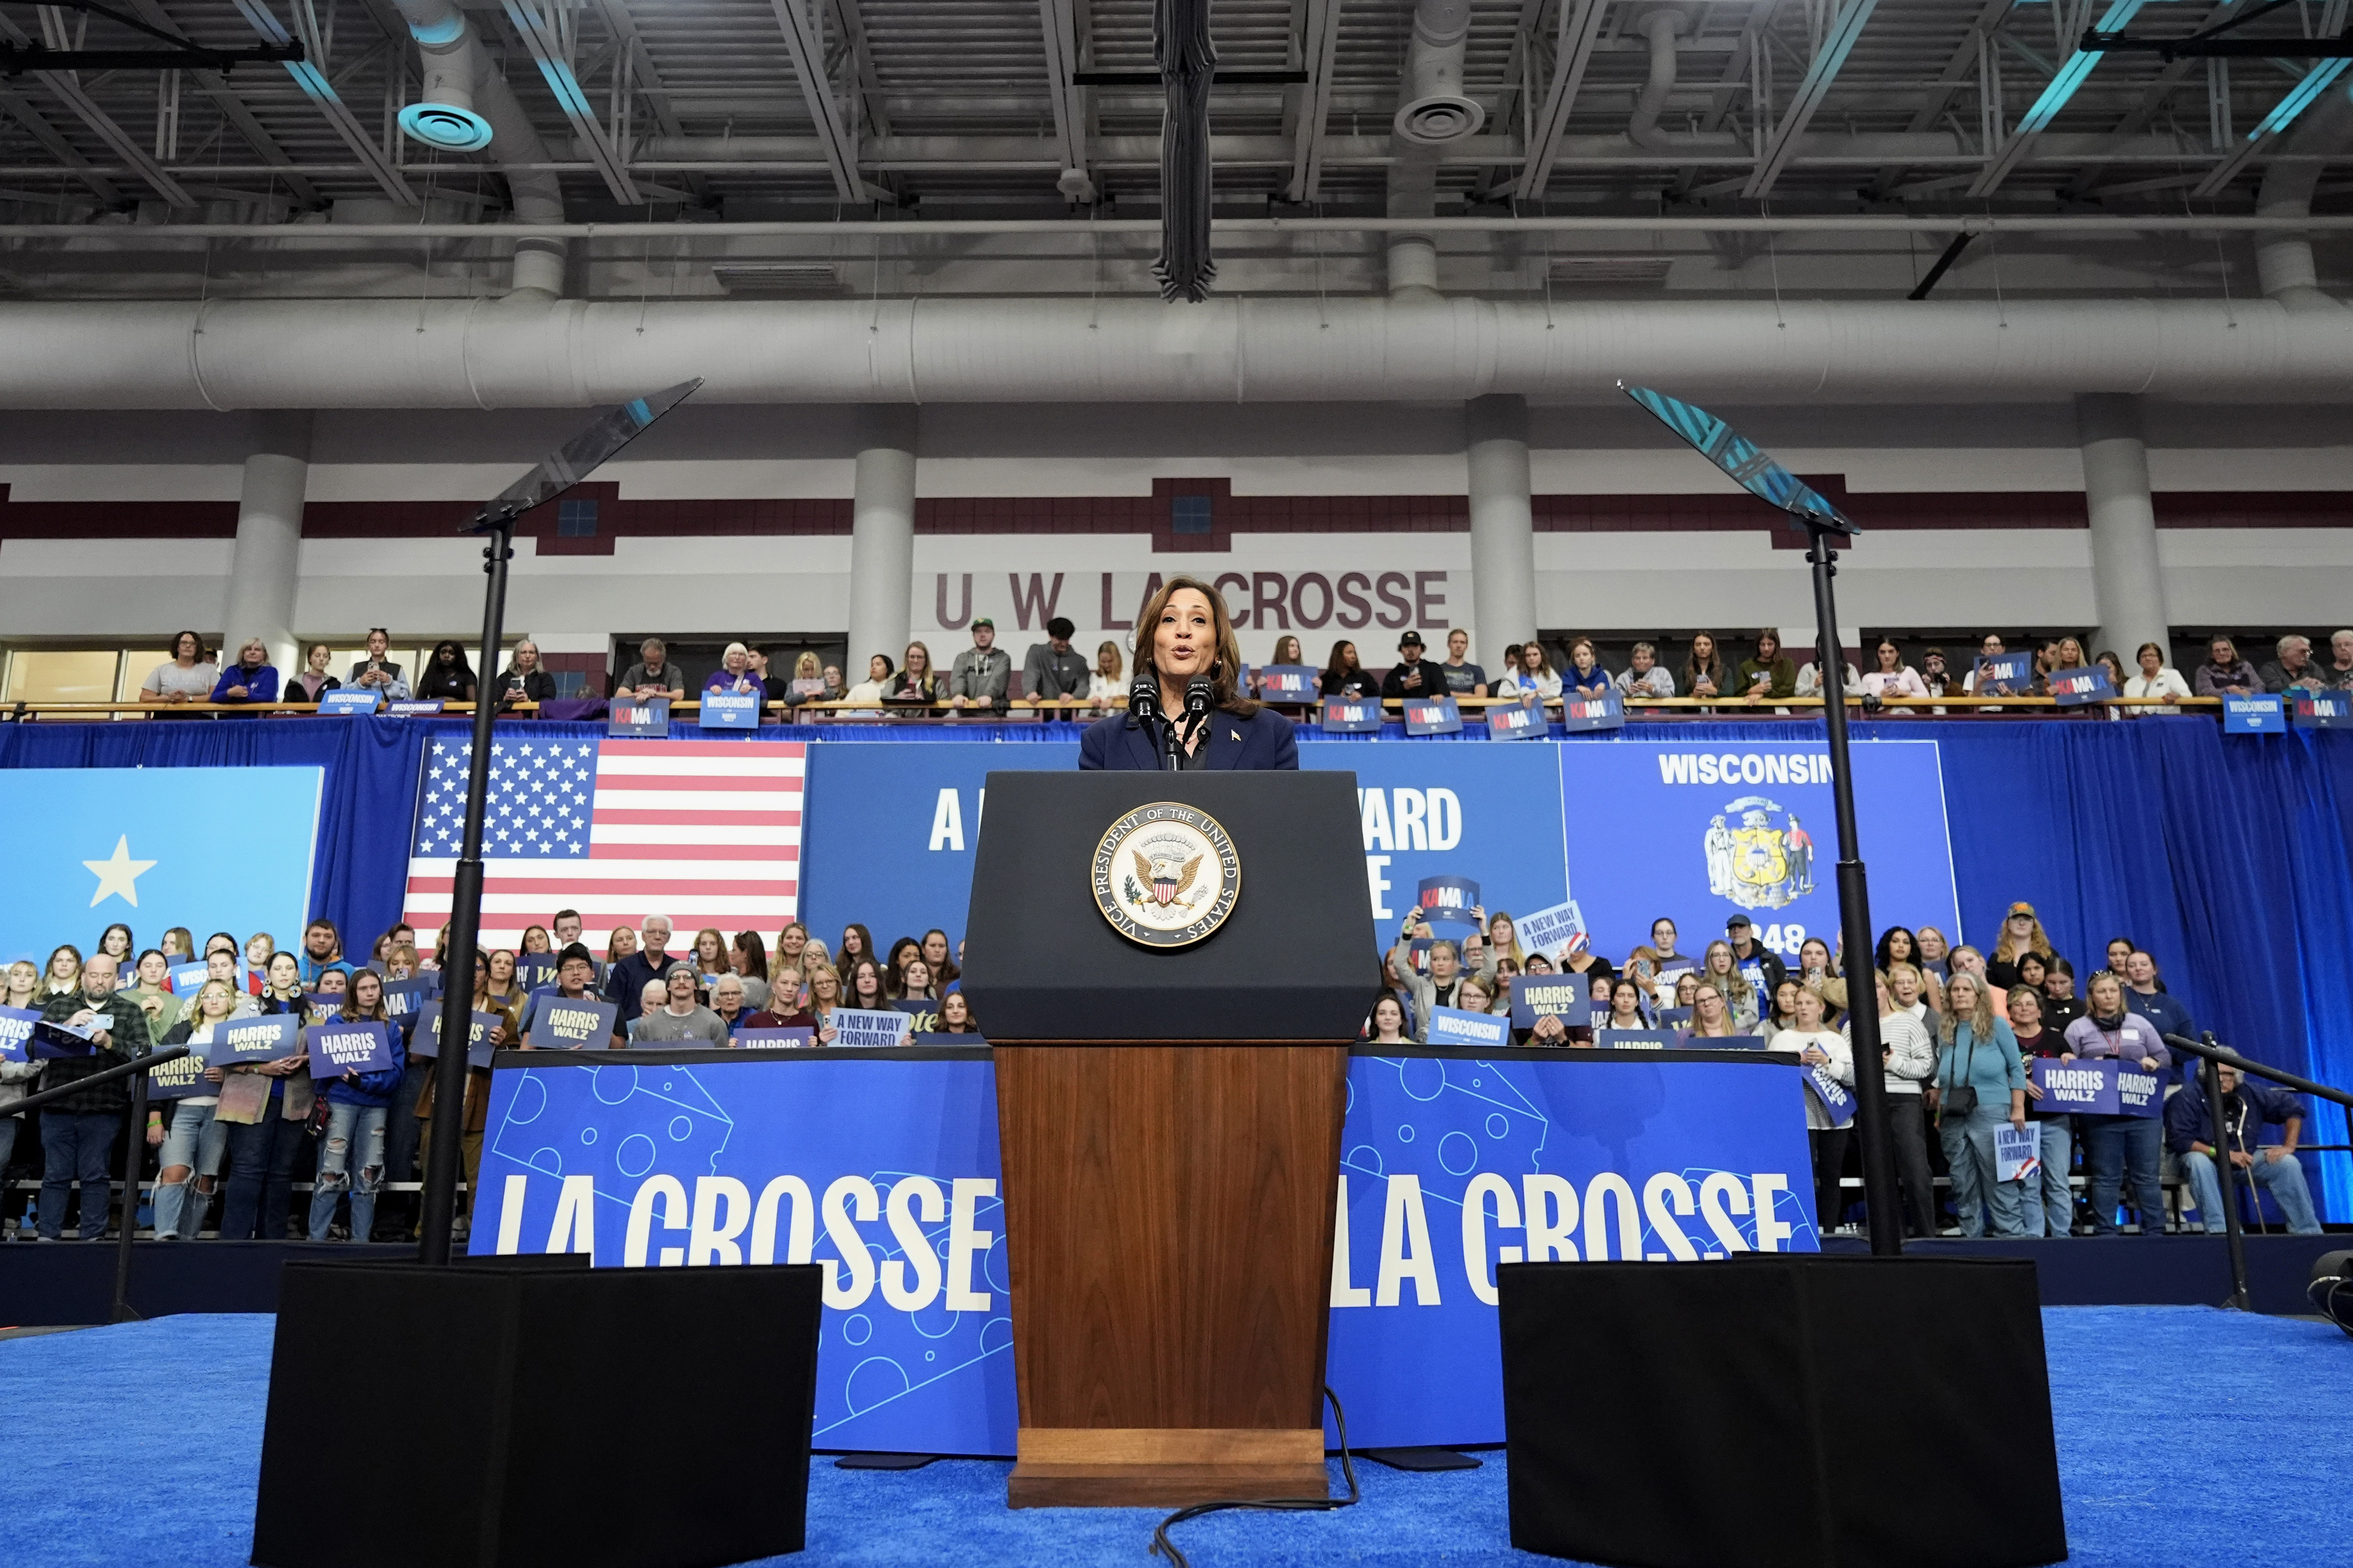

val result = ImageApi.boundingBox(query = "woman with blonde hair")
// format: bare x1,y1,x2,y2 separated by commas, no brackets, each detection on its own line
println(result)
1987,901,2058,991
1088,640,1126,713
1699,940,1759,1030
888,641,942,713
804,962,845,1045
37,944,83,1001
606,925,639,967
149,977,242,1238
1677,980,1741,1042
1935,971,2028,1237
1077,575,1295,769
1486,911,1526,971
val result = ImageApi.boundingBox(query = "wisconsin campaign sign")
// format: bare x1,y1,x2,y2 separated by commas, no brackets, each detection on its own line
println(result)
1425,1006,1510,1050
2223,695,2285,734
699,691,762,731
0,767,322,978
1557,740,1959,963
318,688,383,715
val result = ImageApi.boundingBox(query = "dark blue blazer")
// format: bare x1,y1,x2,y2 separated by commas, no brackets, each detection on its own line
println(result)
1078,706,1299,771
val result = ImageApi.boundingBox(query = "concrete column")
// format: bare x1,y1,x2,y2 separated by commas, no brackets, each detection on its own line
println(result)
220,410,313,676
846,406,918,677
1466,393,1538,669
2076,393,2169,661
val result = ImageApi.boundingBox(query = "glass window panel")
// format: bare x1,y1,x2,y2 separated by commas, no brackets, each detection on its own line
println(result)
6,649,122,703
117,651,170,700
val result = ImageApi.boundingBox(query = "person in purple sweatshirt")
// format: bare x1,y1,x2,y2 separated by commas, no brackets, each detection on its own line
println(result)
2062,972,2170,1235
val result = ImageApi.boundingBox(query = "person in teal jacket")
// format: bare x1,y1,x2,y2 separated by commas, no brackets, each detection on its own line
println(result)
1935,971,2029,1237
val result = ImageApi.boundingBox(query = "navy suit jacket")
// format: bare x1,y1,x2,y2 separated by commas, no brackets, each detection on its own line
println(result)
1078,706,1299,771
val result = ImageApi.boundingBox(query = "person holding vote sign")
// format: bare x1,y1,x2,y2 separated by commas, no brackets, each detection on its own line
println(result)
2063,972,2170,1236
413,953,519,1227
1934,973,2029,1238
213,988,312,1243
1769,988,1854,1232
147,979,247,1239
305,970,406,1241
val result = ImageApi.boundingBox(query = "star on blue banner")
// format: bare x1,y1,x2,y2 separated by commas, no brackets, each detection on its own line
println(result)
0,767,324,967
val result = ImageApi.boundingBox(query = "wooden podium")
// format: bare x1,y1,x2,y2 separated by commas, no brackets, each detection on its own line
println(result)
962,770,1373,1507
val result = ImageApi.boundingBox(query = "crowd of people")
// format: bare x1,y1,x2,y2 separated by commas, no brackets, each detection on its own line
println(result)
0,912,978,1244
3,897,2327,1245
1369,899,2326,1241
115,624,2353,721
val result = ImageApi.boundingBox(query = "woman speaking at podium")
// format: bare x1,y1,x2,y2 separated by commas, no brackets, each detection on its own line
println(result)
1079,576,1298,770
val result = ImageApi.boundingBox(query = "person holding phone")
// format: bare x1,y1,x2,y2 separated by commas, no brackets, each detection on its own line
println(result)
1734,630,1796,702
347,628,411,700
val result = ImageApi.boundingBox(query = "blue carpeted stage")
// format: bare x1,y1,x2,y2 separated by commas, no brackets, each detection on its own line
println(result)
5,1306,2347,1568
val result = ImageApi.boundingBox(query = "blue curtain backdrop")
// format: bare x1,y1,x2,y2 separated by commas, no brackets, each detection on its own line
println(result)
3,712,2346,1214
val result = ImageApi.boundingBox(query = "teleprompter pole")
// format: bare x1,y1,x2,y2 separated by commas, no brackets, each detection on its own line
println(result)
417,519,516,1265
2201,1041,2251,1310
1804,520,1904,1256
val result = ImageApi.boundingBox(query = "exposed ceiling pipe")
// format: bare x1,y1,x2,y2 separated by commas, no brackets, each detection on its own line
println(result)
1394,0,1484,146
1625,9,1958,160
1,295,2347,408
2254,79,2353,312
389,0,567,298
7,215,2352,242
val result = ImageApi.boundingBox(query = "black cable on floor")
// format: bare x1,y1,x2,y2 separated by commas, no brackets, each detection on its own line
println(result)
1147,1386,1362,1568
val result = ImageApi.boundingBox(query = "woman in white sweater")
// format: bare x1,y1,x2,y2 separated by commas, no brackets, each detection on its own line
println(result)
2122,641,2193,715
1850,973,1941,1238
1770,988,1854,1234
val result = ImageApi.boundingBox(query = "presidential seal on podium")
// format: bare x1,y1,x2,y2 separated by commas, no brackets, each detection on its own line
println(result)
1090,802,1241,948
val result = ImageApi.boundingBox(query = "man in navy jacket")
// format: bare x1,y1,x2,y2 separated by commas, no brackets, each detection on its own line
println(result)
2163,1064,2321,1234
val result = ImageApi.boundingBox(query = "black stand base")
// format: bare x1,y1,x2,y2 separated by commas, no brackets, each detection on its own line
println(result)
833,1452,940,1470
1359,1446,1483,1472
252,1257,823,1568
1500,1255,2067,1568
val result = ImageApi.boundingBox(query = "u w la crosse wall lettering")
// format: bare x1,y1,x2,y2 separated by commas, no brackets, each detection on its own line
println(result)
1090,802,1241,948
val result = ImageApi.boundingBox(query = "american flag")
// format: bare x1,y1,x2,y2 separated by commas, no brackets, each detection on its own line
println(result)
402,736,804,949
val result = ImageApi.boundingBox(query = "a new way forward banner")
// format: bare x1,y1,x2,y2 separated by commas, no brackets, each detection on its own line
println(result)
472,1047,1816,1453
796,738,1962,960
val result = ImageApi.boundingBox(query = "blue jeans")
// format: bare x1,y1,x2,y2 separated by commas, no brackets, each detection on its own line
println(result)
2180,1149,2322,1235
153,1100,222,1240
2081,1114,2166,1234
307,1101,387,1240
2024,1117,2075,1238
37,1110,120,1239
219,1114,307,1241
1938,1106,2027,1237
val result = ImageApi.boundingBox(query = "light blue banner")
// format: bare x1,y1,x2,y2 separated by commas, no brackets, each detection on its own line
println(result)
471,1049,1815,1452
0,766,322,969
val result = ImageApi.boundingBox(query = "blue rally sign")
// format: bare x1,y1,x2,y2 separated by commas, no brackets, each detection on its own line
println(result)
526,996,618,1050
699,691,762,732
1486,703,1547,741
1416,874,1482,930
0,1005,38,1062
1558,691,1626,732
1972,652,2034,695
1404,697,1463,736
1320,697,1385,734
2223,695,2285,734
2028,1056,2117,1114
416,1008,503,1067
609,697,671,738
213,1014,303,1066
304,1021,398,1078
1509,975,1593,1029
2291,691,2350,729
2048,667,2115,708
1257,665,1320,700
1425,1005,1510,1050
318,688,384,715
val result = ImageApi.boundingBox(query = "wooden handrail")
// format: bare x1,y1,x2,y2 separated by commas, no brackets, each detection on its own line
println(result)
0,693,2234,722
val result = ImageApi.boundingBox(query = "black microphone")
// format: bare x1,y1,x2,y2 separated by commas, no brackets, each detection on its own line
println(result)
1127,672,1161,727
1183,674,1214,724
